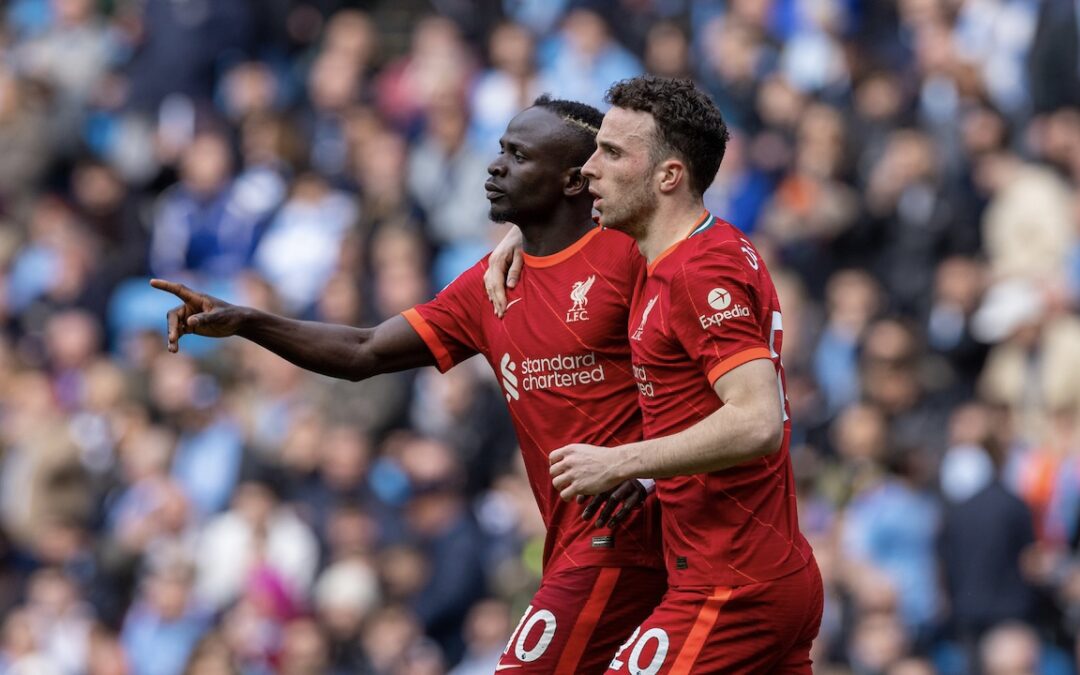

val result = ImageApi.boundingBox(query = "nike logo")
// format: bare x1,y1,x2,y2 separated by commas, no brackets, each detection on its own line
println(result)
505,298,523,310
494,665,522,671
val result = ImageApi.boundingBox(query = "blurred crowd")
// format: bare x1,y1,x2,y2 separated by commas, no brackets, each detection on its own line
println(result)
1,0,1080,673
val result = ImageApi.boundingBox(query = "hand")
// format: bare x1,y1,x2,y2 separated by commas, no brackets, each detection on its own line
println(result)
150,279,246,353
580,480,647,528
484,226,524,317
550,443,624,501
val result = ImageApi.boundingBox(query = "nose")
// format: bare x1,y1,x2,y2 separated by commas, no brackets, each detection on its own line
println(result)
581,150,600,180
488,156,506,177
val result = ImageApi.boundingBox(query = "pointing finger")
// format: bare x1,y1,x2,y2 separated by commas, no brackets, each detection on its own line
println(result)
150,279,201,304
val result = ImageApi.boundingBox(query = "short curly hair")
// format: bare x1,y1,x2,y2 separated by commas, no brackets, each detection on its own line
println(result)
532,94,604,166
605,76,729,197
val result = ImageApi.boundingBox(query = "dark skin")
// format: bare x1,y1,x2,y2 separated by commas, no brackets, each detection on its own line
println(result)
152,106,644,527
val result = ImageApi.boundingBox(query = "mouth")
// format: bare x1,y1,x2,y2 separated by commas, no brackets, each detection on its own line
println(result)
589,188,602,208
485,181,505,200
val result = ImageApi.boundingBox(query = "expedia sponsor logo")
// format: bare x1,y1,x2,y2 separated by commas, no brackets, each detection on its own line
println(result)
499,352,606,400
708,287,731,310
698,304,751,329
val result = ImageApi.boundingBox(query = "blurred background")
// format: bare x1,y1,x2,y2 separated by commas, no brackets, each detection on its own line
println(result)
0,0,1079,673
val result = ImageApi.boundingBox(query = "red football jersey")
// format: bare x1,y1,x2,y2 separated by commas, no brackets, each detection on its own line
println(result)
403,227,663,574
629,211,812,587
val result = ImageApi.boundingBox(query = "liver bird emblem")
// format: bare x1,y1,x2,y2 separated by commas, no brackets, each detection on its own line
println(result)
570,275,596,311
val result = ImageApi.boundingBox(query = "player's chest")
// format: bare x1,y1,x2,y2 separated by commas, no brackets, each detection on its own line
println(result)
489,273,632,354
626,278,697,397
627,278,680,361
481,273,632,404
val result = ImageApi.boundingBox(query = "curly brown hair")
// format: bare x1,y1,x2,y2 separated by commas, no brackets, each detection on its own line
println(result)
605,76,730,197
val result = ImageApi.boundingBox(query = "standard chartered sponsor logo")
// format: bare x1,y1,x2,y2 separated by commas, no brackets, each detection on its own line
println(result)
633,363,655,397
500,353,519,401
499,352,605,400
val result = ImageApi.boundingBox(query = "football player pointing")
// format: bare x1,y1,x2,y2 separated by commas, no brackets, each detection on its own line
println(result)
151,97,666,674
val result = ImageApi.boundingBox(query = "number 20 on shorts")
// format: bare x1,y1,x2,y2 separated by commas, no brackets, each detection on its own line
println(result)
609,625,670,675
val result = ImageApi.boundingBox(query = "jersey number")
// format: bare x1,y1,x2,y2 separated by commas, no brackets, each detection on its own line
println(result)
504,605,557,663
609,626,670,675
740,238,759,270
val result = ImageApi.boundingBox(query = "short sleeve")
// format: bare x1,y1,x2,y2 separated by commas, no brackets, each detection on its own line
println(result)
668,247,771,385
402,260,488,372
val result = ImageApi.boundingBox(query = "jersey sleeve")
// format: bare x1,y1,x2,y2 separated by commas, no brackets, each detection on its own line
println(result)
401,260,488,372
668,246,771,386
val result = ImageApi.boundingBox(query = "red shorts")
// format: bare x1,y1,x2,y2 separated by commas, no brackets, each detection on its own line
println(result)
605,556,823,674
495,565,667,674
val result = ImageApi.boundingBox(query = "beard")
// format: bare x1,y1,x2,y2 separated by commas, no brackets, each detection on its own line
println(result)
488,203,518,224
596,175,657,241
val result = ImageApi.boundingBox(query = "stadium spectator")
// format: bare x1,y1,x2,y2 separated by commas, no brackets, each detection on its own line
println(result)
0,1,1079,671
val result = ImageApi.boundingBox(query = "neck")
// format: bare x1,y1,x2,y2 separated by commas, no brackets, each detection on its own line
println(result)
518,204,595,257
637,196,708,263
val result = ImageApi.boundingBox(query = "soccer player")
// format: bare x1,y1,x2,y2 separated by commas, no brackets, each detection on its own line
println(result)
151,96,666,674
488,77,823,673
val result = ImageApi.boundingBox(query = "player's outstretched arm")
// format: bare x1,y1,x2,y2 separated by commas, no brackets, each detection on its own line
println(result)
550,358,783,499
150,279,433,380
483,225,524,317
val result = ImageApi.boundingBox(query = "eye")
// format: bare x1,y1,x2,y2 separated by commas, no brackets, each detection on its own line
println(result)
514,151,526,162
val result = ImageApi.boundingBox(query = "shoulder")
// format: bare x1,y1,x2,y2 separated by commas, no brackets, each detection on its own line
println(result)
667,225,767,314
594,226,638,247
436,255,491,296
578,227,640,261
674,232,750,284
572,227,642,276
686,219,751,261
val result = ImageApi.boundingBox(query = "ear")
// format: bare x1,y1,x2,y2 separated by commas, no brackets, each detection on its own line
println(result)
656,159,687,195
564,167,588,197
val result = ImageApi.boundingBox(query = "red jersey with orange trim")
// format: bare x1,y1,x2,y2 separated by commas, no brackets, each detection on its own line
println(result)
629,211,812,587
403,227,663,575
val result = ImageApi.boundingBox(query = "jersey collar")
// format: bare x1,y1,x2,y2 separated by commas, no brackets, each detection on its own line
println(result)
646,210,715,276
